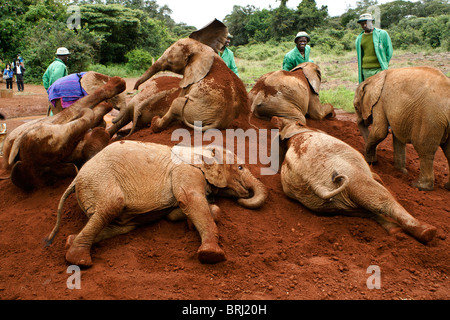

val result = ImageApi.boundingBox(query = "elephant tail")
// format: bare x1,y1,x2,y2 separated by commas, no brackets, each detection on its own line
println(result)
314,172,349,200
180,95,221,131
43,180,76,247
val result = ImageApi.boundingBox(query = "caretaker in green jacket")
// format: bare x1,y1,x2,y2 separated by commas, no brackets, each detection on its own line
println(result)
219,33,239,77
283,31,313,71
43,47,70,90
355,13,393,83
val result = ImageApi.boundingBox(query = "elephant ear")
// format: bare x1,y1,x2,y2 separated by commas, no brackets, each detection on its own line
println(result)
179,44,215,88
171,145,228,188
354,71,387,121
292,63,321,94
189,19,228,53
271,116,305,140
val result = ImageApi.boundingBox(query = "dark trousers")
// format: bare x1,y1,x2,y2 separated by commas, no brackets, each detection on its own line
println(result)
16,74,24,91
6,79,13,89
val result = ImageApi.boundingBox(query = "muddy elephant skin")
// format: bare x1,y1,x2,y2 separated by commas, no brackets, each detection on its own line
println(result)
353,66,450,191
273,117,436,244
44,141,267,267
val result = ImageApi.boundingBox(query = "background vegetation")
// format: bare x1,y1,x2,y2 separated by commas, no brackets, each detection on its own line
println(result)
1,0,448,111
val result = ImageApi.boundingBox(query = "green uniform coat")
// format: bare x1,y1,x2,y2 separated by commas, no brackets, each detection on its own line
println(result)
282,45,313,71
43,58,69,90
219,47,239,77
355,28,393,83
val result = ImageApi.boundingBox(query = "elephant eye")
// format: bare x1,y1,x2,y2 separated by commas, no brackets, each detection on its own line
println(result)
238,165,243,170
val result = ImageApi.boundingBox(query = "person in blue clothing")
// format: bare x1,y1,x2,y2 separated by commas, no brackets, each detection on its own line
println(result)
3,64,14,89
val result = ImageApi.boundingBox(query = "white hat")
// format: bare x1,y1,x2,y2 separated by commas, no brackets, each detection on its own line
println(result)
294,31,310,43
56,47,70,55
358,13,374,23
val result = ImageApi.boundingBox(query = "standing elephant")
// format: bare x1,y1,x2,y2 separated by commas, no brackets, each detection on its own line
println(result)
249,62,335,124
272,116,436,244
108,74,182,138
133,38,250,132
44,141,267,267
47,71,127,115
353,66,450,191
0,77,126,190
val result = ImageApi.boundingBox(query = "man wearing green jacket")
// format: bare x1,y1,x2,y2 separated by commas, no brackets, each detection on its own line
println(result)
43,47,70,90
219,34,239,77
355,13,393,83
282,31,313,71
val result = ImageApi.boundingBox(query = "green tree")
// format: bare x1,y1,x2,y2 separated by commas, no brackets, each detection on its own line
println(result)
295,0,329,31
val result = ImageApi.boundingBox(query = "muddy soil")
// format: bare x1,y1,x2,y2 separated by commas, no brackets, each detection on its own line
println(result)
0,77,448,302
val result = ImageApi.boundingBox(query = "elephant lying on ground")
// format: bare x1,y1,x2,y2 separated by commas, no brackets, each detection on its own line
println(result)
108,74,181,137
134,38,250,132
44,142,267,267
249,62,334,124
0,77,126,190
273,116,436,244
47,71,127,115
353,66,450,191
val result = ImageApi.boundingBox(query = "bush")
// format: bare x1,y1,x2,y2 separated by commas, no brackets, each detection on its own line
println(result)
125,49,154,71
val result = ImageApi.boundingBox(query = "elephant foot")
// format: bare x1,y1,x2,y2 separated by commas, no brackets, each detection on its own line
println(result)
412,180,434,191
197,242,226,264
150,116,163,133
405,223,437,244
65,235,93,267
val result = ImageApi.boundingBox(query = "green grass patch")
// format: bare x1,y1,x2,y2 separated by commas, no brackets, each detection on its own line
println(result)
320,86,355,113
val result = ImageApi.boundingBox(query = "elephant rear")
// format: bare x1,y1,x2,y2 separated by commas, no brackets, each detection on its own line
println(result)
74,141,178,216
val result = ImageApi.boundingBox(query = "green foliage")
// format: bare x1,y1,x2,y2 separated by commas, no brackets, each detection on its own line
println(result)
319,86,355,112
125,48,153,71
18,20,100,83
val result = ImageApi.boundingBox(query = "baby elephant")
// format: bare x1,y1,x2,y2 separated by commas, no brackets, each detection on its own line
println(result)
273,117,436,244
44,141,267,267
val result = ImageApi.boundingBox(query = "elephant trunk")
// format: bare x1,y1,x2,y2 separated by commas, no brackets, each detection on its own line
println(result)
237,173,268,209
134,60,163,90
349,174,436,243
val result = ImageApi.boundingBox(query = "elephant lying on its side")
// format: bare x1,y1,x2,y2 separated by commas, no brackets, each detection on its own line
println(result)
44,141,268,267
0,77,126,190
273,116,436,244
353,66,450,191
108,74,182,138
48,71,127,115
134,33,250,132
249,62,335,124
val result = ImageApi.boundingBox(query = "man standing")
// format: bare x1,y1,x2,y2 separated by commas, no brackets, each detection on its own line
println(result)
219,34,239,77
43,47,70,90
282,31,313,71
14,59,25,92
355,13,393,83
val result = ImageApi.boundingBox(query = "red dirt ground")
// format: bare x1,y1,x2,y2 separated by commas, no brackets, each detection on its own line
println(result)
0,79,448,301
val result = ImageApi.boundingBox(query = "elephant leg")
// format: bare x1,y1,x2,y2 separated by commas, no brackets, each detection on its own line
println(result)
307,95,335,120
392,134,407,174
442,140,450,190
93,223,137,243
365,116,389,164
172,170,225,264
413,149,437,191
151,97,187,133
167,204,221,222
66,195,125,267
